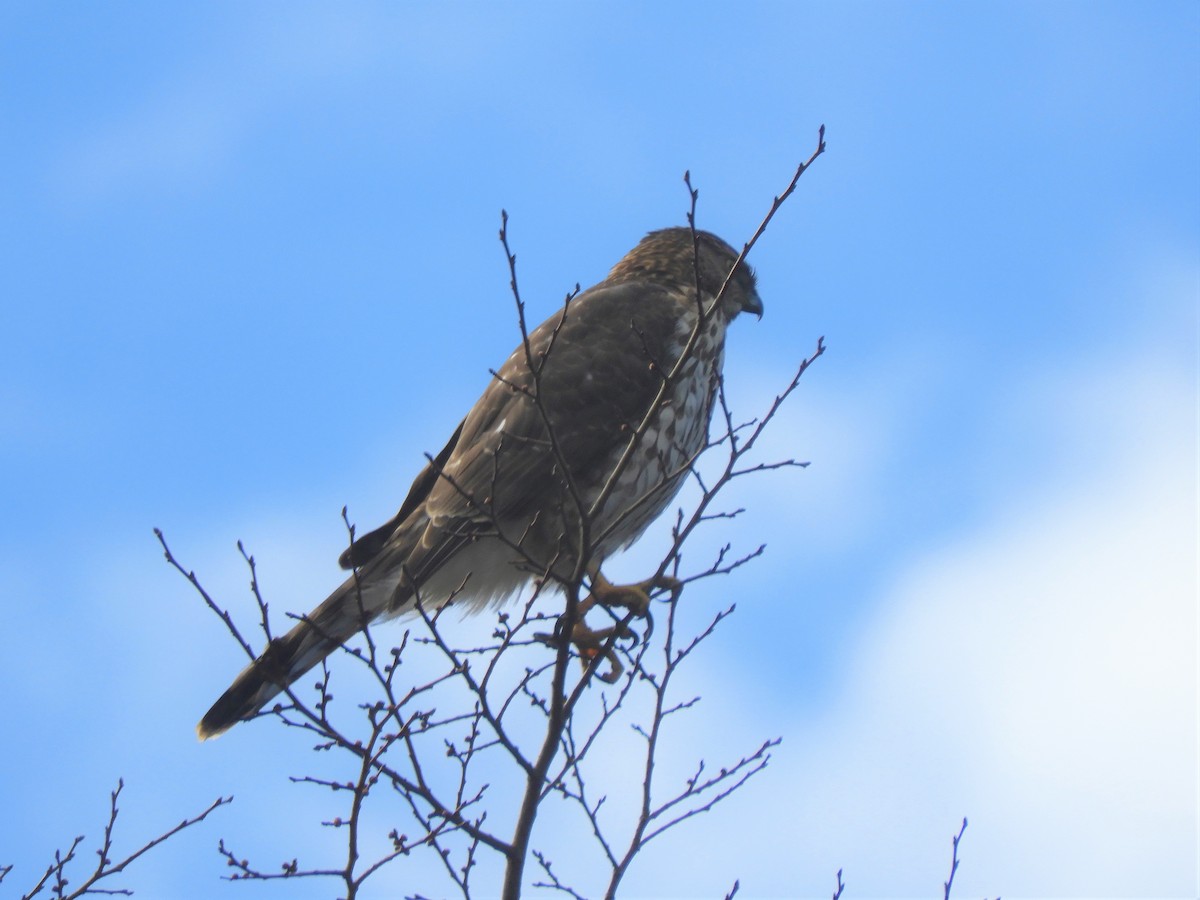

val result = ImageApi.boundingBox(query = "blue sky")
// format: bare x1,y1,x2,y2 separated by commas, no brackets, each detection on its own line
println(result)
2,3,1197,898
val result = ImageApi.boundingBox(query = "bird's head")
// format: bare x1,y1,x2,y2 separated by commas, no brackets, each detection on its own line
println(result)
608,227,763,320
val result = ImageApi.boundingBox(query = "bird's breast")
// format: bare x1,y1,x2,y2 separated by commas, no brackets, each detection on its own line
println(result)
592,309,729,552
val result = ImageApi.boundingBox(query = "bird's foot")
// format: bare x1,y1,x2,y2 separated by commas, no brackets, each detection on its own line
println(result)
581,567,682,619
571,568,681,682
534,569,682,683
533,616,635,684
567,619,635,684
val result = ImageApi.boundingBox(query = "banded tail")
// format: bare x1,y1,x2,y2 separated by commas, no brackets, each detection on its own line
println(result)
197,573,385,740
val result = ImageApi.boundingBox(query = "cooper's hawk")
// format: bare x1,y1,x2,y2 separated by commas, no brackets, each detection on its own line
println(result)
198,227,762,739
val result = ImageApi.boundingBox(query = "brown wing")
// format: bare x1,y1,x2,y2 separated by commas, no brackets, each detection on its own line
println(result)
337,418,465,570
337,280,683,575
424,281,681,526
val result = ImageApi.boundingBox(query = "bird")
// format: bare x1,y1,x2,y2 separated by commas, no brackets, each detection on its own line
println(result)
198,227,763,740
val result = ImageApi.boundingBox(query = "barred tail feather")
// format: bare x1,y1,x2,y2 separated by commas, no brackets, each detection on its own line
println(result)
196,572,399,740
196,522,494,739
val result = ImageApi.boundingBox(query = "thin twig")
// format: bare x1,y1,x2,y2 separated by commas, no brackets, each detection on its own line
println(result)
19,782,229,900
943,817,968,900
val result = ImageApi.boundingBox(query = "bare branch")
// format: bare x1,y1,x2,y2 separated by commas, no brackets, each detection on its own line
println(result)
155,528,257,662
832,867,845,900
17,781,229,900
943,817,968,900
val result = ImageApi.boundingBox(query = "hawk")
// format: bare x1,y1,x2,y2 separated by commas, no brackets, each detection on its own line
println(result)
198,227,763,739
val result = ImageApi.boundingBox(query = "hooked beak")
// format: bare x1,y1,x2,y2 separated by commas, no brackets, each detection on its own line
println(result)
742,287,764,320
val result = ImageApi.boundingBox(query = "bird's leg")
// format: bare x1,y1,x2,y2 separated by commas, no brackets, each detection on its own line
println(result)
580,563,683,619
535,565,683,683
534,604,633,684
563,563,682,683
533,609,631,684
565,619,630,685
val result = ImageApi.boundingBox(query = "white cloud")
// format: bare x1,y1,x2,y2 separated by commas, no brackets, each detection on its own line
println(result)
625,345,1198,898
721,340,946,556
